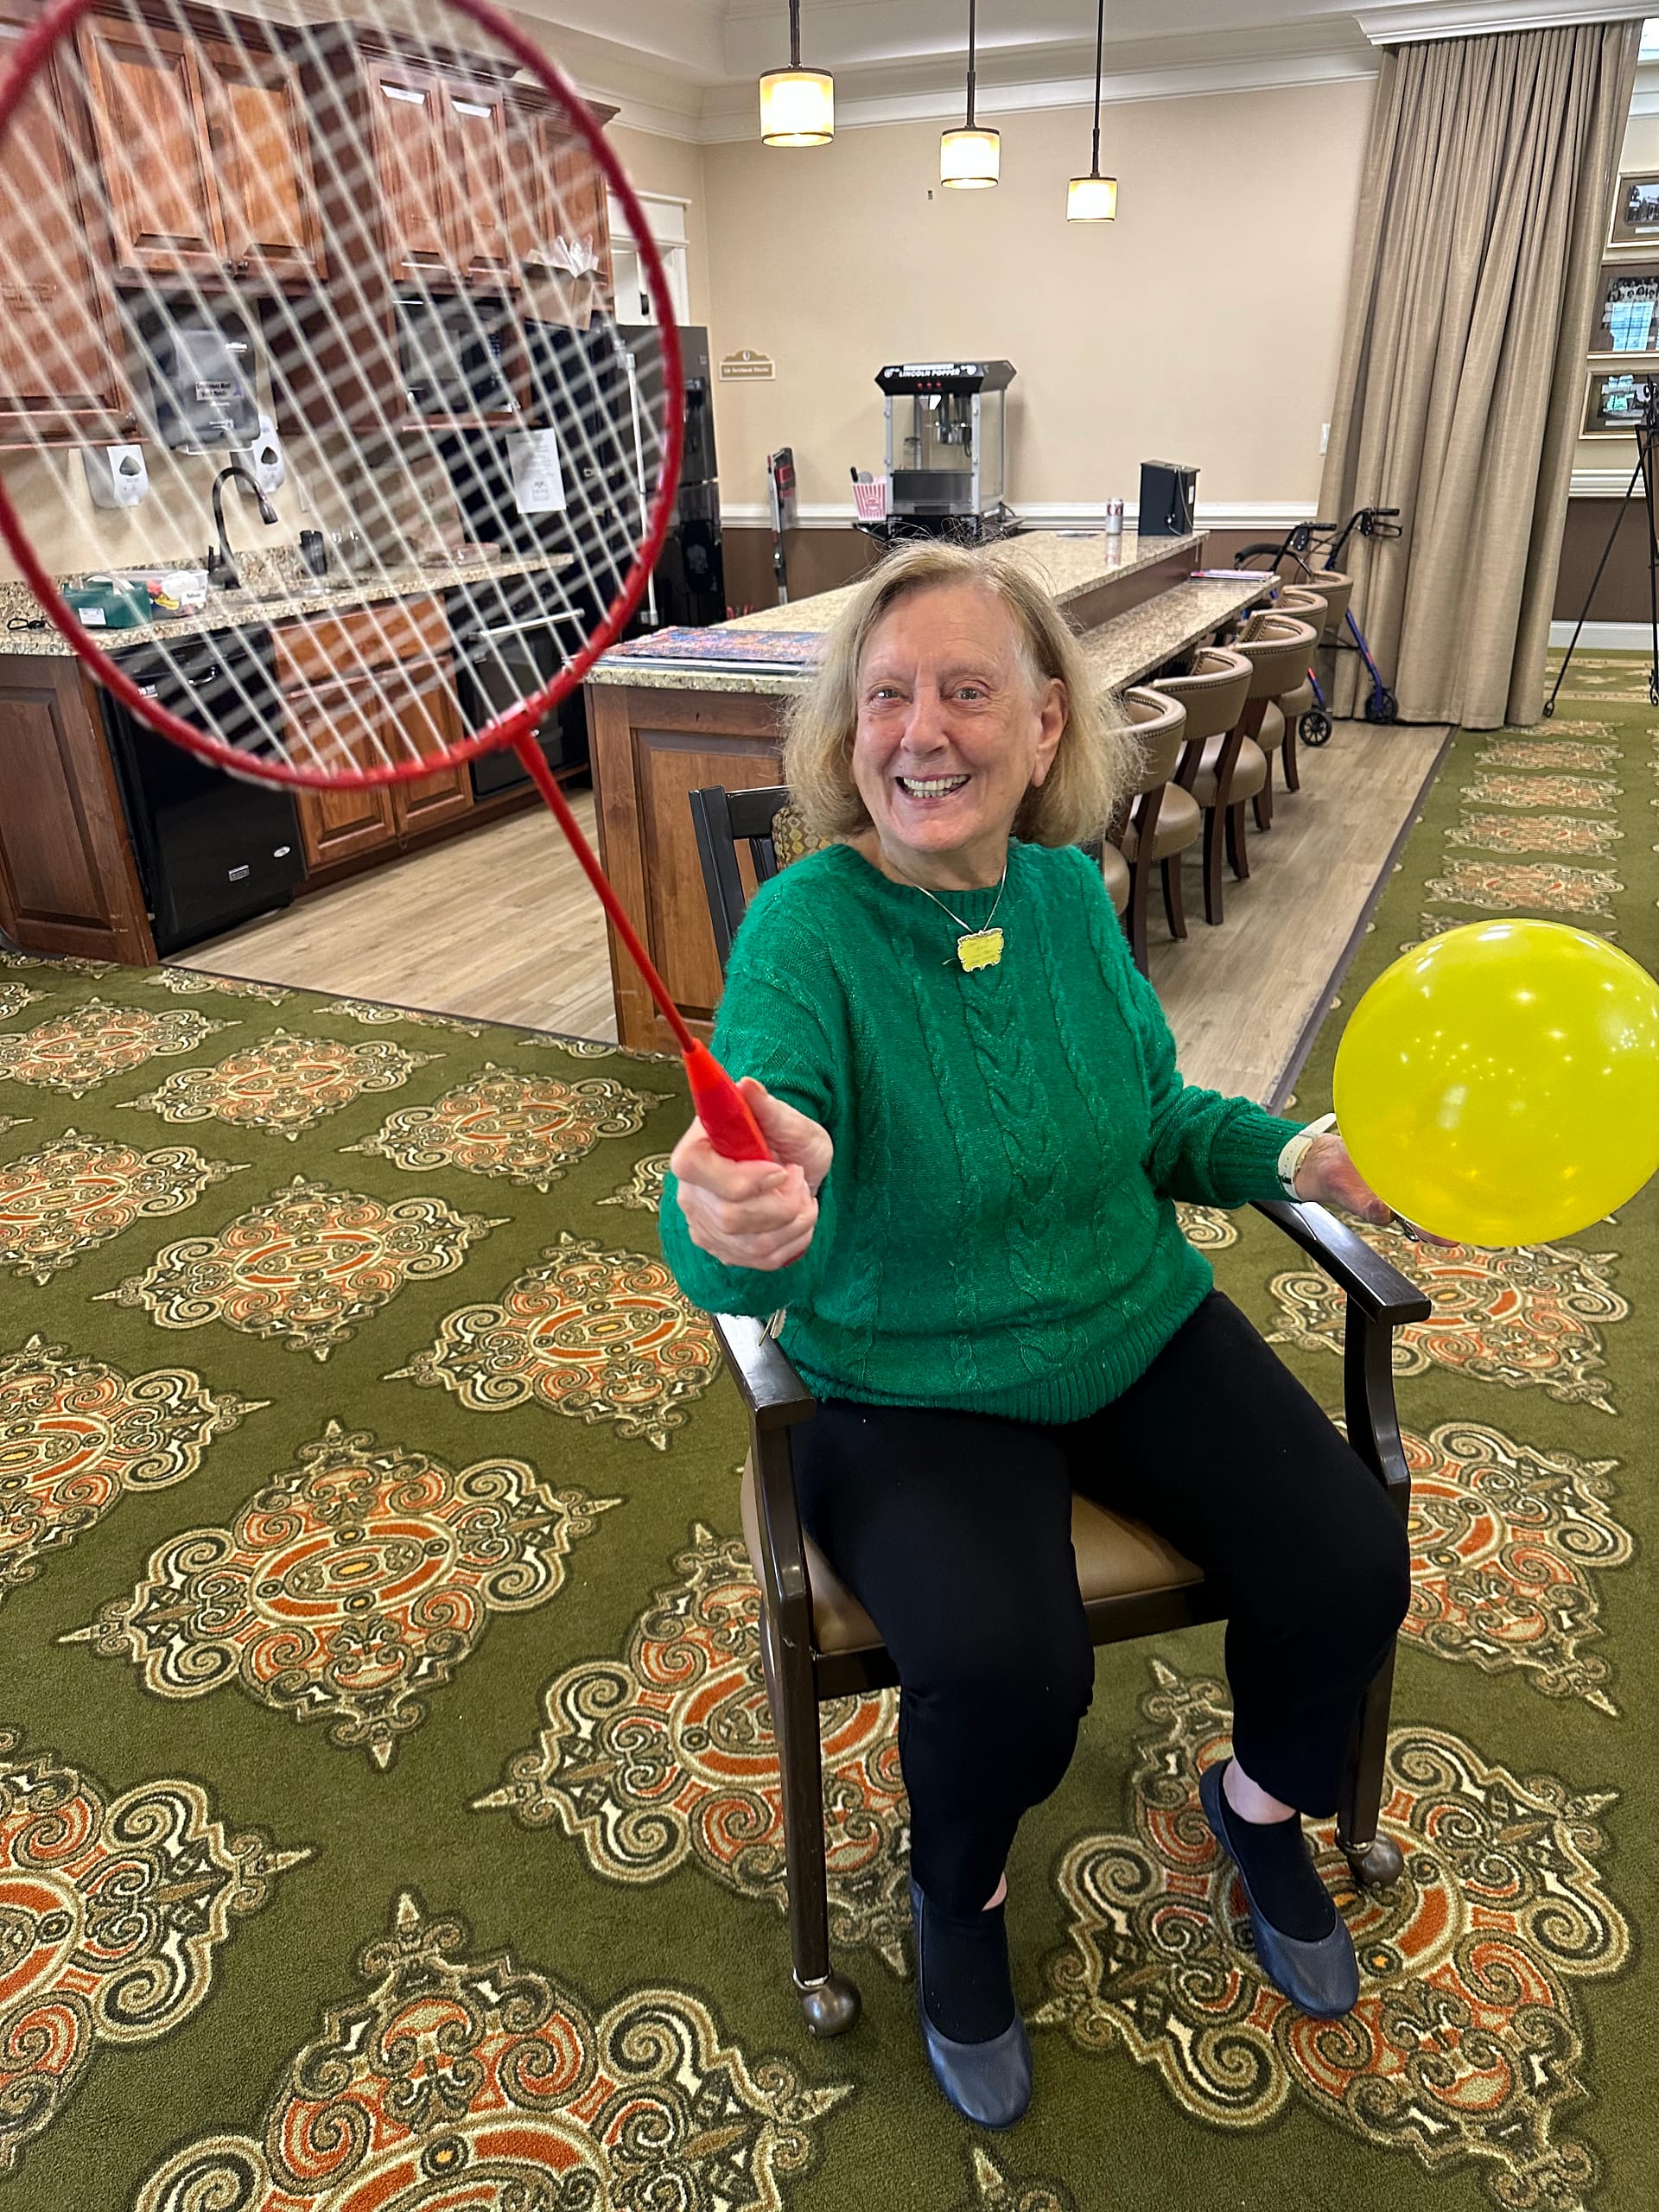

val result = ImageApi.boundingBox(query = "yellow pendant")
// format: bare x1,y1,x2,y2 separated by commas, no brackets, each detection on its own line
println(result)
957,928,1004,972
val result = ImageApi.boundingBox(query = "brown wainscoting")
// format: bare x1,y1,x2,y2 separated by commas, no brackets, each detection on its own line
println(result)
1555,494,1652,624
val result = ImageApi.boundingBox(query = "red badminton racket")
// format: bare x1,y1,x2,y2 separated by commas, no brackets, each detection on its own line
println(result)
0,0,767,1160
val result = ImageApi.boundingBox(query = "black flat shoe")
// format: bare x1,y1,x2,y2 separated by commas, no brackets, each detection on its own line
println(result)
908,1878,1033,2128
1198,1762,1360,2018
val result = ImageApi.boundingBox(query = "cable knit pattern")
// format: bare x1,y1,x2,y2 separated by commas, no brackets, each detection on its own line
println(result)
659,841,1302,1423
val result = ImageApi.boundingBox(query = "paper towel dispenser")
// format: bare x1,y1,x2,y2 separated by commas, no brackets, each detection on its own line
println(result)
140,305,261,449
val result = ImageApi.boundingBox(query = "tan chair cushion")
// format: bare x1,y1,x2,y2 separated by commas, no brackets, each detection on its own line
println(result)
1259,701,1287,753
1120,780,1202,862
1191,734,1268,808
741,1457,1202,1661
1102,839,1130,913
1277,679,1315,720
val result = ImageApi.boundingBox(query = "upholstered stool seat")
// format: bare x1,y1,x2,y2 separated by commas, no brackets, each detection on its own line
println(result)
1119,780,1202,861
1102,839,1130,914
1192,732,1268,809
741,1459,1202,1666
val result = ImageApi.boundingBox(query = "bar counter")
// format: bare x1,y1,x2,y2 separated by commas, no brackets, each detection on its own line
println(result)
583,531,1274,1051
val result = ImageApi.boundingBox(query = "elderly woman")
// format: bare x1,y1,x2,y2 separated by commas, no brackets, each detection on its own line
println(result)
659,542,1409,2130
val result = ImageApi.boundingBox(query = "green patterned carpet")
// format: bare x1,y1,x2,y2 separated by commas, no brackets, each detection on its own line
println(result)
0,667,1652,2210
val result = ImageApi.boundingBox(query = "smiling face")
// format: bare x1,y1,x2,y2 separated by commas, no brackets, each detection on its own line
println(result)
849,582,1067,889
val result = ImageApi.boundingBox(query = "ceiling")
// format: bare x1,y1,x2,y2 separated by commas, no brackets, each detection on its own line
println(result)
516,1,1657,139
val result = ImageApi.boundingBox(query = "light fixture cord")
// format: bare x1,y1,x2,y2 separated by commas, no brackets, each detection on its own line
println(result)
1090,0,1104,175
790,0,802,70
966,0,977,129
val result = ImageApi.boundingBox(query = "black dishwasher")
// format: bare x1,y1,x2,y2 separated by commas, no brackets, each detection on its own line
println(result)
101,627,303,955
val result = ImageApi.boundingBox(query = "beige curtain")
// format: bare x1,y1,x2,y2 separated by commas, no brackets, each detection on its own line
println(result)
1319,21,1640,729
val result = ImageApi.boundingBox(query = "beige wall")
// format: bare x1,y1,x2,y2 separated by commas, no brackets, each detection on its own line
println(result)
698,79,1378,518
606,124,711,330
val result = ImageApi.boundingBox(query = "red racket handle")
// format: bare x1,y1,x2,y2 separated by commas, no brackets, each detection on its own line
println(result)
510,731,773,1161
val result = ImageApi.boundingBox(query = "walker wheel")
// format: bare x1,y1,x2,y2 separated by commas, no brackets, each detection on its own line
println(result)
1343,1834,1405,1890
798,1972,861,2037
1300,709,1332,747
1363,688,1399,724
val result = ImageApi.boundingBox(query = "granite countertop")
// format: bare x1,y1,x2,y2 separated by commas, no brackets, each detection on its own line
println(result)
0,549,573,659
1077,572,1279,690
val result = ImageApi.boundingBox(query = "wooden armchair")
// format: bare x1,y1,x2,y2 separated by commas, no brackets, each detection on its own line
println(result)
687,784,1429,2038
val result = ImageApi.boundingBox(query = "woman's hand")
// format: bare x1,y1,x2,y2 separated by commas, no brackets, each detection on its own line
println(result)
671,1077,832,1272
1293,1133,1458,1245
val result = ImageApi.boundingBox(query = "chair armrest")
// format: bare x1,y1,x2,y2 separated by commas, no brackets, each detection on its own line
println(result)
709,1313,817,1432
1251,1199,1430,1325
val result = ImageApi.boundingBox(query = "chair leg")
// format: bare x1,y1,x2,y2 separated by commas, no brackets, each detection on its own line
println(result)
1283,720,1302,791
1202,808,1226,925
1225,800,1251,883
1128,853,1154,975
1162,854,1188,940
1337,1643,1404,1889
1254,750,1274,833
755,1602,861,2036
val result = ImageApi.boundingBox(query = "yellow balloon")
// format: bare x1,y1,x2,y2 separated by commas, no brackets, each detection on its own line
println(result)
1332,920,1659,1246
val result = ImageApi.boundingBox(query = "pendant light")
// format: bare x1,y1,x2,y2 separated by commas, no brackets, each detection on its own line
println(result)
1067,0,1117,219
759,0,834,147
940,0,999,189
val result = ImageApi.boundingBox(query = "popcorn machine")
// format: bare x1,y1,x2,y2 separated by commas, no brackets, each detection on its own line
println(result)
873,359,1015,538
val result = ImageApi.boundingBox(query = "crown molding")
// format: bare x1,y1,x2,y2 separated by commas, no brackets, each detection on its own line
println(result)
695,47,1377,141
1353,1,1649,44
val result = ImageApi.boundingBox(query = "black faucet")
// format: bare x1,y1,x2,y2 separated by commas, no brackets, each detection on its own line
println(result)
207,461,278,591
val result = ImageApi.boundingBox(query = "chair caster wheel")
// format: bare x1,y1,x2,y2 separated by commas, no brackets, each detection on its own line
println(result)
798,1972,861,2037
1343,1834,1404,1888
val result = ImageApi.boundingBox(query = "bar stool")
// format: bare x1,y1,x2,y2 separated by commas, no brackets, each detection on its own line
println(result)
1256,586,1326,826
1148,646,1250,928
1110,685,1194,971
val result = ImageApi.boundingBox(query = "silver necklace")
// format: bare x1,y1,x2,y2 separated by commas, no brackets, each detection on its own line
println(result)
899,858,1008,972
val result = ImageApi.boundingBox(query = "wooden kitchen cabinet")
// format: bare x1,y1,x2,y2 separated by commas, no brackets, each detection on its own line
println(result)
511,94,613,305
200,33,327,285
0,16,136,442
75,16,228,279
442,78,519,290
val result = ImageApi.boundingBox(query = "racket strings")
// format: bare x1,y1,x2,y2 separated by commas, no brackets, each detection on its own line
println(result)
0,0,672,781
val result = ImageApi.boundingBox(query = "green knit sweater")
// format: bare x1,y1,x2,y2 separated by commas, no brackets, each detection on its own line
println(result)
659,839,1303,1424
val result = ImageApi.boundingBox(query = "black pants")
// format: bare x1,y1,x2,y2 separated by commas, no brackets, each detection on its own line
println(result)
793,1292,1410,1916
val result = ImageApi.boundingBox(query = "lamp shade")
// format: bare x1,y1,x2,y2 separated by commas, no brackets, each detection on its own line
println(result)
941,125,1000,188
759,66,835,145
1067,172,1118,221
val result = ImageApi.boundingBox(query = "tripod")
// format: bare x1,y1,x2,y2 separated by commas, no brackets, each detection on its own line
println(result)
1546,382,1659,715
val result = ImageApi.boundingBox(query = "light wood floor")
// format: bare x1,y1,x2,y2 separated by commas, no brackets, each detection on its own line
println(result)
183,725,1448,1102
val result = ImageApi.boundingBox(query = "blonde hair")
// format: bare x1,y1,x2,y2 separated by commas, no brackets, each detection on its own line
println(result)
783,539,1134,849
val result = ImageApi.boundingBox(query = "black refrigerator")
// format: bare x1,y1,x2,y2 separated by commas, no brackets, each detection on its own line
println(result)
618,322,727,629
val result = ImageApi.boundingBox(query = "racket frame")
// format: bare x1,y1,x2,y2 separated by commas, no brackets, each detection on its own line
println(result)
0,0,686,789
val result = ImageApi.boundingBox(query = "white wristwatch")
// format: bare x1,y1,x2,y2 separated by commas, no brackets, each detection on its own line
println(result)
1276,1111,1338,1200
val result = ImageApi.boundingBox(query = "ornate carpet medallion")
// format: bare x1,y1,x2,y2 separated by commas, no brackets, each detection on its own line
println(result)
0,1131,245,1287
390,1231,720,1449
953,2148,1077,2212
0,1000,230,1097
321,997,484,1033
126,1028,439,1141
64,1420,617,1768
1036,1662,1629,2212
1402,1421,1628,1713
345,1062,657,1192
0,1730,306,2176
1421,859,1622,918
598,1150,670,1211
0,984,42,1023
1174,1203,1238,1250
1505,719,1611,737
132,1889,849,2211
148,971,290,1004
528,1033,677,1065
0,1337,264,1605
1447,811,1623,857
0,952,110,975
1465,772,1619,812
479,1524,911,1971
1476,739,1620,772
102,1176,503,1360
1268,1230,1625,1411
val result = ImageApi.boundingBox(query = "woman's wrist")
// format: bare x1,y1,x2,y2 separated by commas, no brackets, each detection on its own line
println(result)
1276,1112,1338,1199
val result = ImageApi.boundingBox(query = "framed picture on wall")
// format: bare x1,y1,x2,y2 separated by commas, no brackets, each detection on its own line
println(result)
1608,171,1659,250
1582,366,1659,437
1591,261,1659,353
